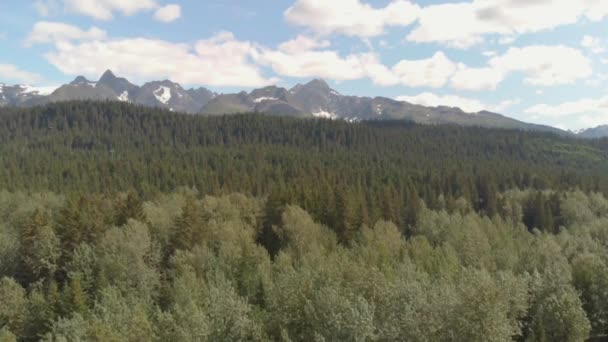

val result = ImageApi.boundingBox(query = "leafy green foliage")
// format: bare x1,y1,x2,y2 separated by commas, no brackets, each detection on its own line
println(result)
1,102,608,340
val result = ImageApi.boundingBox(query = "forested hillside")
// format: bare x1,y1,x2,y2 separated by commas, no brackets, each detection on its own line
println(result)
1,101,608,233
2,102,608,341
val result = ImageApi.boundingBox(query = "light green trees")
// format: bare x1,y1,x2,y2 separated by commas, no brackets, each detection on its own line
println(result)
524,272,591,342
0,278,26,339
571,253,608,336
4,190,608,341
96,220,159,299
19,209,60,283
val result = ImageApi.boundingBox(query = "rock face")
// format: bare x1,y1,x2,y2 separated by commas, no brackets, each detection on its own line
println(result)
201,79,562,133
0,70,216,113
0,70,565,134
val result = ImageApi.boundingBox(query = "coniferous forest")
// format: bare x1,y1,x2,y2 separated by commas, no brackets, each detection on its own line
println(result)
2,101,608,341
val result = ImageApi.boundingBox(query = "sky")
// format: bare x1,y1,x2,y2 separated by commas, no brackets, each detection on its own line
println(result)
0,0,608,130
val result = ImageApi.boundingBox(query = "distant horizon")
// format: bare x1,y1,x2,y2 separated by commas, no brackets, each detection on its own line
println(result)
1,67,606,133
1,0,608,130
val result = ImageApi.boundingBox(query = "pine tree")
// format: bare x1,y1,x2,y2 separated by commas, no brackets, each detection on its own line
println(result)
171,197,203,252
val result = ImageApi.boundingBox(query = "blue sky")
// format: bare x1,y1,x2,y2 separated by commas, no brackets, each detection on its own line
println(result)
1,0,608,130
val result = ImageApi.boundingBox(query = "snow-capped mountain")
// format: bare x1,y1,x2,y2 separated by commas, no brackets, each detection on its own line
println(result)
0,71,574,134
0,83,58,106
201,79,562,133
0,70,217,113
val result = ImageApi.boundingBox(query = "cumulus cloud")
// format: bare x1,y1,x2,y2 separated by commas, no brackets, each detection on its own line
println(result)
489,45,592,86
25,21,106,46
525,96,608,129
397,92,520,113
450,45,592,90
284,0,419,37
34,0,158,20
581,35,605,54
450,65,504,91
278,35,330,54
261,34,591,90
407,0,608,48
0,64,43,84
154,4,181,23
45,31,275,87
258,37,376,81
389,52,456,88
526,97,608,118
259,36,456,88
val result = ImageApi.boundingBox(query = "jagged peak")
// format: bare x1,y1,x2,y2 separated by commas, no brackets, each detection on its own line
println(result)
305,78,330,90
101,69,115,78
70,75,90,85
98,69,118,83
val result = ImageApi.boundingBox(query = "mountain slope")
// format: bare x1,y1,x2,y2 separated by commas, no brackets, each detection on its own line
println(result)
0,70,579,134
577,125,608,139
202,79,563,133
1,70,216,113
0,101,606,196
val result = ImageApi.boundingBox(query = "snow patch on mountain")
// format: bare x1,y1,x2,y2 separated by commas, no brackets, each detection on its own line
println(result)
21,85,58,96
376,104,382,115
312,110,338,119
254,97,278,103
154,86,171,104
117,91,129,102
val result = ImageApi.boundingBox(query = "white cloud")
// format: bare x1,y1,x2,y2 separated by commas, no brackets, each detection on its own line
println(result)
284,0,419,38
0,64,43,84
33,0,60,16
45,31,275,87
261,34,590,91
498,36,516,45
488,45,592,86
581,35,605,54
25,21,106,46
277,35,330,54
525,96,608,128
259,36,456,88
259,39,376,81
529,97,608,117
154,4,181,23
34,0,158,20
390,52,456,88
450,45,591,91
585,74,608,87
451,65,504,91
397,92,519,113
407,0,608,48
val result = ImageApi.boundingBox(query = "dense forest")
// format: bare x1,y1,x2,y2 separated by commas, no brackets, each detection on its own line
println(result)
2,102,608,340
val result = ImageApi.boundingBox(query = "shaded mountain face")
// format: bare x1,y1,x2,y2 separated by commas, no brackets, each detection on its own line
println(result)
0,70,216,113
0,70,574,134
577,125,608,138
201,79,564,134
0,84,53,106
134,80,208,113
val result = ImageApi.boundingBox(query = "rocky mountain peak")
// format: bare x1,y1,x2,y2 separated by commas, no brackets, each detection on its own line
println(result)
305,79,330,91
70,76,92,86
99,70,118,83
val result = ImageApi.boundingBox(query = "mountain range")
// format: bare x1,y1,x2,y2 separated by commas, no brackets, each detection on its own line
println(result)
0,70,604,137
